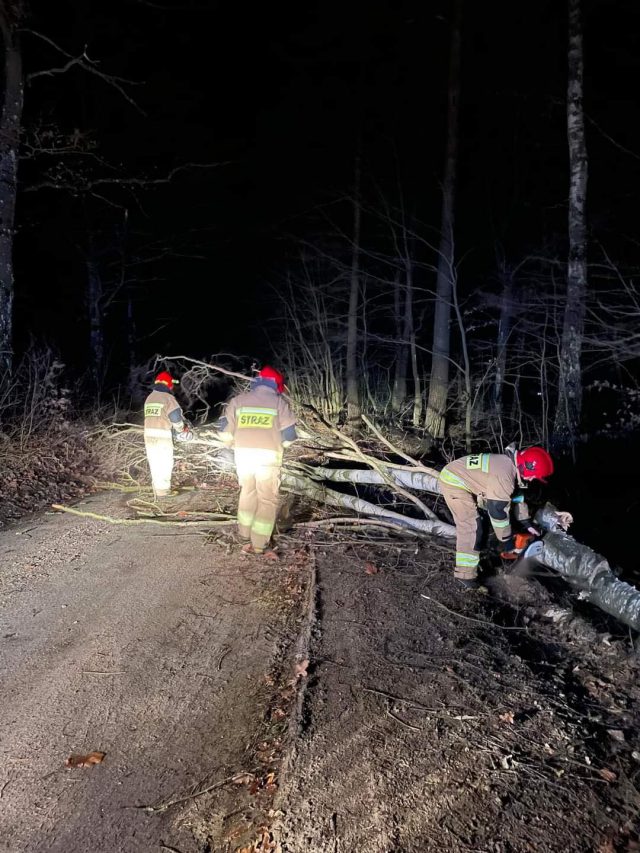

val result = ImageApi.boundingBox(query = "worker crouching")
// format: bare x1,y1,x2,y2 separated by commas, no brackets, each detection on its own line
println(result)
143,371,193,498
439,445,554,589
218,366,297,555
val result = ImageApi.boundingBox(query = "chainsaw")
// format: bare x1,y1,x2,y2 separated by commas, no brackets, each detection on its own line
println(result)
501,531,542,562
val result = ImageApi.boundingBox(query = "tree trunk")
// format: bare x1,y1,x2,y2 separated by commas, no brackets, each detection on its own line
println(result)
0,9,23,374
493,264,514,416
410,331,422,426
86,258,104,385
346,152,362,429
391,273,407,413
553,0,588,452
425,0,462,439
392,264,415,416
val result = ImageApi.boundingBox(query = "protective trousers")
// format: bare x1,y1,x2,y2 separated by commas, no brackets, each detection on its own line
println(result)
144,434,174,497
440,481,482,580
234,447,281,551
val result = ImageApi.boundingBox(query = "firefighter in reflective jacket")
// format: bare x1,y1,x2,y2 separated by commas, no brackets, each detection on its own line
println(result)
439,445,554,588
218,366,297,554
143,371,193,498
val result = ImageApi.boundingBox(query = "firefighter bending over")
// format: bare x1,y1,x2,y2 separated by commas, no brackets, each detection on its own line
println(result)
143,371,193,498
218,366,297,555
439,445,554,589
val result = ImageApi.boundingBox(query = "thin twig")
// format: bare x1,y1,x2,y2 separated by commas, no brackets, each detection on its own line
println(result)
386,708,422,731
134,771,249,813
420,594,528,630
51,504,233,527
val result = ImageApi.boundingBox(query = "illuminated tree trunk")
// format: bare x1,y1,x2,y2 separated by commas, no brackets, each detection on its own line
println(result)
553,0,588,452
346,152,361,429
0,6,23,374
425,0,462,439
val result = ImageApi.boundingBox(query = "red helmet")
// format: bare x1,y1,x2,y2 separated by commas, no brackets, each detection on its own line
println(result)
258,365,285,393
154,371,174,391
516,447,554,483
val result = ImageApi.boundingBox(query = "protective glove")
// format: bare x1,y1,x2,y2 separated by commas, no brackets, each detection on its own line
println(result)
176,428,194,443
556,511,573,531
522,520,541,537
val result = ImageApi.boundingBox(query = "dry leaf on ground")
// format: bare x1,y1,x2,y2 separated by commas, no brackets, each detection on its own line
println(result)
294,659,309,679
598,768,617,783
499,711,515,725
65,751,106,768
364,562,379,574
232,773,256,786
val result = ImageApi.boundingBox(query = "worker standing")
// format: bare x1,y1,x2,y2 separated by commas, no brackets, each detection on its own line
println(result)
143,371,193,498
218,366,297,555
439,445,554,588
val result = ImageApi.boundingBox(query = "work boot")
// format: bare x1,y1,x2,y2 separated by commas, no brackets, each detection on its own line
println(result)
241,543,279,561
457,577,480,591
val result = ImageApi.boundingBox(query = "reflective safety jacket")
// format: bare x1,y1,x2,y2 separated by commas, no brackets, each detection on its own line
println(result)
143,385,185,439
221,381,297,454
440,452,531,542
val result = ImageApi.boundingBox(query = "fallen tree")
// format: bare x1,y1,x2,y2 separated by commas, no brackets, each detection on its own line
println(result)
89,356,640,634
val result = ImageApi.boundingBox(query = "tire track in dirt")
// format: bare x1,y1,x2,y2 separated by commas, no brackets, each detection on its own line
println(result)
277,541,640,852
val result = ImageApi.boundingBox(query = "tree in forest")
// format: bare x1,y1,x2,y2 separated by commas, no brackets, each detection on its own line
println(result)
424,0,462,440
0,1,24,374
346,151,362,430
0,10,141,374
553,0,588,451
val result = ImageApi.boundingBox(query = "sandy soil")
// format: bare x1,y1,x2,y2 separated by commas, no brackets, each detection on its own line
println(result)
3,488,640,853
0,491,308,853
277,536,640,853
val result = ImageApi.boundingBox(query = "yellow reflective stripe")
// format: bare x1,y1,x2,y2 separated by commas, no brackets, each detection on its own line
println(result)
456,552,479,567
490,517,510,529
252,518,274,535
144,427,172,439
481,454,490,473
237,510,254,526
440,469,470,490
237,407,278,415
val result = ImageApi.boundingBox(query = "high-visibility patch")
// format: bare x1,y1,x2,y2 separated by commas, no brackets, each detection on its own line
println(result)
252,518,274,536
489,517,510,528
466,453,489,472
440,469,470,490
455,551,480,567
237,407,277,429
238,510,254,527
145,403,164,418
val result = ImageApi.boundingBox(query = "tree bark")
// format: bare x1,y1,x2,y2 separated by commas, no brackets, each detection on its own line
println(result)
0,7,23,374
553,0,588,452
425,0,462,439
493,263,514,416
86,258,104,385
346,151,362,429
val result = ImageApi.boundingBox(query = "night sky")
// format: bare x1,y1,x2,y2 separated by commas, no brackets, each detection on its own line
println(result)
13,0,640,376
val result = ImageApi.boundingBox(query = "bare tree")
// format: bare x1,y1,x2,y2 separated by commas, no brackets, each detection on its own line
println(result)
553,0,588,451
346,151,362,429
0,2,24,373
425,0,462,439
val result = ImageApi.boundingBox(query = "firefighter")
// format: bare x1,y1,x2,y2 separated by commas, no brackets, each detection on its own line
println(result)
439,445,554,589
218,366,297,555
143,371,193,498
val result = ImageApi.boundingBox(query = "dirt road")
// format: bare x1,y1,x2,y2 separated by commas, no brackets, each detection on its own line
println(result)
0,492,305,853
3,491,640,853
278,540,640,853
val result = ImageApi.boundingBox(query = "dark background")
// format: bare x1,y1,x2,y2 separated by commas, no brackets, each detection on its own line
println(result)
14,0,640,368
